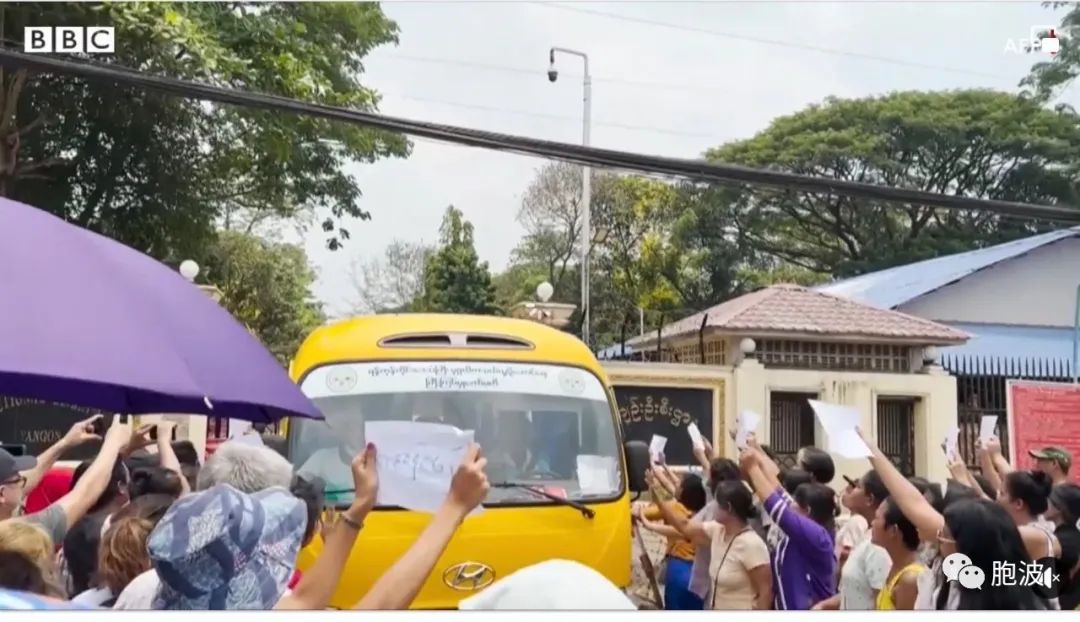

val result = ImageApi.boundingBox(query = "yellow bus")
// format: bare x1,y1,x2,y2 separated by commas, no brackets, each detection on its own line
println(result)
287,313,648,609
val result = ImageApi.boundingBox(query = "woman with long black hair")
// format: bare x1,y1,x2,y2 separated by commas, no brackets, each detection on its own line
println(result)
856,427,1048,609
977,438,1062,564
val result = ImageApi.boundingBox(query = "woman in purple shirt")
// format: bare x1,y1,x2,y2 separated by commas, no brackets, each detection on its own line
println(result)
740,445,837,610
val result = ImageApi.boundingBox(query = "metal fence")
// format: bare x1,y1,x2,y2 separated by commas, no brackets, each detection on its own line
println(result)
945,355,1073,470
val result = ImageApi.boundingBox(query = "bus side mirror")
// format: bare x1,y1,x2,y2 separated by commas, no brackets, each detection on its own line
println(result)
624,440,650,493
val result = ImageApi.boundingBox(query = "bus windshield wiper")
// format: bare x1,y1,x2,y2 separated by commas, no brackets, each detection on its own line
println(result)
490,482,596,519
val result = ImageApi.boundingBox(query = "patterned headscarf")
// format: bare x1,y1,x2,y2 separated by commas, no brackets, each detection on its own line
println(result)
147,483,305,610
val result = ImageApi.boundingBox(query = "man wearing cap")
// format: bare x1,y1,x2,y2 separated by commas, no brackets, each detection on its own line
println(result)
1,416,131,546
1030,446,1073,487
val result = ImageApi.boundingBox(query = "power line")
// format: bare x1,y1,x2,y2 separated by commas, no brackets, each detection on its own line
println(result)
379,53,741,96
2,49,1077,225
530,2,1016,82
388,92,721,140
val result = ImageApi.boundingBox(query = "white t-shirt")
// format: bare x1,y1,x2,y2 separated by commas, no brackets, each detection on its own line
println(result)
835,514,869,560
112,569,160,609
839,538,891,610
71,587,114,607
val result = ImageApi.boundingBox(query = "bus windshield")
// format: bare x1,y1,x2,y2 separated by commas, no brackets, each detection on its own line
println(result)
290,361,623,507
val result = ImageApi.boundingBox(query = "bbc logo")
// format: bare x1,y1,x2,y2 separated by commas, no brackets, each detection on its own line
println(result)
24,26,115,54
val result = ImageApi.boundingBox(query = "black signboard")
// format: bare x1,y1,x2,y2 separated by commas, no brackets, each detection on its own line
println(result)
612,385,714,466
0,396,108,461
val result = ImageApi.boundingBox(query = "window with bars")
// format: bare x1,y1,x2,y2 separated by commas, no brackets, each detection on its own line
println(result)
657,339,726,365
756,340,911,373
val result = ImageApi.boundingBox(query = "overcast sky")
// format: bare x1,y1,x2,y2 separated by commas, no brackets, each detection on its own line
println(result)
296,1,1074,315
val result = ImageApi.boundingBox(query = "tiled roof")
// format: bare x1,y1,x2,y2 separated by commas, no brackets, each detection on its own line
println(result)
630,284,969,346
816,228,1080,309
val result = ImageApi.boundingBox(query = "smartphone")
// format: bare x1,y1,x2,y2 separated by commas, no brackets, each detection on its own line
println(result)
149,427,176,442
90,417,107,437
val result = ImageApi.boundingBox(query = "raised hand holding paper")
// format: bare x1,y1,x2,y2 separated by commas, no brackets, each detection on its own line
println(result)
364,420,482,515
649,434,667,464
944,426,960,461
735,410,762,450
687,422,705,451
808,400,871,458
979,415,998,442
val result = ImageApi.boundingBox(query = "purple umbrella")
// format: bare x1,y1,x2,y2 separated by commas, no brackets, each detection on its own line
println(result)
0,198,321,423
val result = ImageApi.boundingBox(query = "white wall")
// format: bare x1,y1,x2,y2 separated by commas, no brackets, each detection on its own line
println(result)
899,237,1080,327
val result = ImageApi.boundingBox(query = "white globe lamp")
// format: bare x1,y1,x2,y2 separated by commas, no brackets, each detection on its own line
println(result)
179,259,200,283
536,281,554,303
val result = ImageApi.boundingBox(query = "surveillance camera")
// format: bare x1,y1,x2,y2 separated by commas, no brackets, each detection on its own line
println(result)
548,66,558,82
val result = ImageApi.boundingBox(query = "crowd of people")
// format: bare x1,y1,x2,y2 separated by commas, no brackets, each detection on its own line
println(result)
2,412,1079,611
634,431,1080,611
1,414,634,610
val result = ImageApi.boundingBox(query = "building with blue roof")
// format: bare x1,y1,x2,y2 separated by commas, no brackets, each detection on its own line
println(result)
818,226,1079,376
818,227,1080,461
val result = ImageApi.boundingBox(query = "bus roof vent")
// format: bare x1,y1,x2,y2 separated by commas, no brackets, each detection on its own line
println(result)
379,334,453,348
465,334,534,349
378,332,534,350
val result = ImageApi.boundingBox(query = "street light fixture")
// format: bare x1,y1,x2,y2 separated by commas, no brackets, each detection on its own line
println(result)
179,259,200,283
548,46,592,348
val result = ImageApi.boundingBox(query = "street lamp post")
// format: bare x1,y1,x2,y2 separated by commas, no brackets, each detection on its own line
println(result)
548,46,592,348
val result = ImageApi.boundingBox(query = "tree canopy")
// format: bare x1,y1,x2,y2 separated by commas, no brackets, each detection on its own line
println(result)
201,230,325,365
706,89,1080,277
2,2,409,261
416,206,500,315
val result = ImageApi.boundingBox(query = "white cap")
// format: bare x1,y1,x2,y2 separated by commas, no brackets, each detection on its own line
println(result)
457,560,636,610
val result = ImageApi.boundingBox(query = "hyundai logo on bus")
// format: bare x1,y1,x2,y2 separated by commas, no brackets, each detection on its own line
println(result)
24,27,115,54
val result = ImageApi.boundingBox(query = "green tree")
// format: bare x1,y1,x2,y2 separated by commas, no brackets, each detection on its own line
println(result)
201,230,325,364
705,90,1080,277
2,2,409,260
418,206,499,315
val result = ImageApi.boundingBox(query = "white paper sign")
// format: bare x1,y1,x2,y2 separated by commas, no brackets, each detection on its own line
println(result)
687,422,705,452
735,410,762,450
364,421,480,515
228,419,253,439
979,415,998,442
576,455,617,494
944,426,960,461
649,434,667,463
808,400,871,458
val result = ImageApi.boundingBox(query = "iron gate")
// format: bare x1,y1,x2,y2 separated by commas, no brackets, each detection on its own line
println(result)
877,397,916,477
946,355,1072,470
769,392,817,470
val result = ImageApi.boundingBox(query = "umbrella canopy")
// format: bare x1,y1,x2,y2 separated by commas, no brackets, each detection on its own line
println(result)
0,198,322,423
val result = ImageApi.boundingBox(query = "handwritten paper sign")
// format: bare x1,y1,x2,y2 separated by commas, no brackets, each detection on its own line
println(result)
808,400,871,458
735,410,762,450
364,421,481,515
649,434,667,464
687,422,705,452
979,415,998,443
576,455,618,494
944,426,960,461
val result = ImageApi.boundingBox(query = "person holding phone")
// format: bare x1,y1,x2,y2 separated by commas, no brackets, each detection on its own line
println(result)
1,416,132,547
